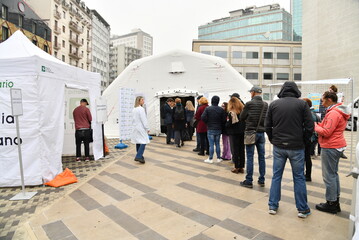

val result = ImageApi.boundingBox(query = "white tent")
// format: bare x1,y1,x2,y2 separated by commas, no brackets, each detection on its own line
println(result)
0,31,102,187
103,50,253,138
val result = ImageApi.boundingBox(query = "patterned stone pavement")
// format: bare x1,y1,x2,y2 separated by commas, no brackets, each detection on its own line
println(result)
0,139,133,240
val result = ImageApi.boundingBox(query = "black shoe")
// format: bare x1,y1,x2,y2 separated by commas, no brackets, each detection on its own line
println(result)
257,180,265,187
176,145,181,148
134,158,145,164
167,141,174,145
316,201,341,214
193,148,200,152
205,152,209,155
181,142,184,146
240,180,253,188
305,176,312,182
341,153,348,159
198,152,205,156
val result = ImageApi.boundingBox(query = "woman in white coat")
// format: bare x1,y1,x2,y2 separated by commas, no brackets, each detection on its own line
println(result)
131,96,149,164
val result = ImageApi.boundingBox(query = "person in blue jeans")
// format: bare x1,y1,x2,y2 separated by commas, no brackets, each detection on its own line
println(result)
266,81,313,218
201,95,226,163
239,86,268,188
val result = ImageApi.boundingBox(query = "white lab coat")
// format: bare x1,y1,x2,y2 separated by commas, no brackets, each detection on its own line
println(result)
131,106,150,144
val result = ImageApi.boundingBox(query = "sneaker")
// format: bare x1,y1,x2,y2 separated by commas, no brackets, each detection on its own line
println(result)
217,157,223,163
268,209,277,215
298,209,311,218
240,180,253,188
75,157,81,162
204,158,213,163
257,180,265,187
198,152,205,156
85,157,90,162
134,157,145,164
193,148,200,152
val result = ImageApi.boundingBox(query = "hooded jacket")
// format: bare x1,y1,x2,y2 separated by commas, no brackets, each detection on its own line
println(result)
201,96,226,131
315,103,350,148
266,81,314,150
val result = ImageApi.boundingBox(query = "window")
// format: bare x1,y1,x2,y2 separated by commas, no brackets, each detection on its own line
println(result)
201,51,211,55
54,51,57,57
1,5,8,20
263,93,270,101
63,11,66,19
277,52,289,59
263,52,273,59
44,29,48,39
263,73,273,80
18,15,24,28
62,40,65,47
294,52,302,60
55,20,58,28
32,22,37,34
277,73,289,80
2,26,9,41
62,25,65,33
232,51,242,59
294,73,302,80
246,52,258,59
62,55,65,62
70,30,72,38
32,39,37,46
44,45,48,53
246,72,258,79
214,51,227,58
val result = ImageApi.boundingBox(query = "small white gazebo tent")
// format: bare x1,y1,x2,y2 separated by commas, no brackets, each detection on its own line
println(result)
0,31,102,187
103,49,253,138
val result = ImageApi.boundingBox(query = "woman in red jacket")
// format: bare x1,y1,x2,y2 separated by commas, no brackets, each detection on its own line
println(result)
314,91,350,214
195,97,209,156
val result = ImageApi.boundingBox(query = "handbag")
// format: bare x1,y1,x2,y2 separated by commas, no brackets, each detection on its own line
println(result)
244,103,265,145
191,119,198,128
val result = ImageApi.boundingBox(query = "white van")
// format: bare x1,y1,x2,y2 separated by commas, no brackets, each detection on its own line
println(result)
346,96,359,131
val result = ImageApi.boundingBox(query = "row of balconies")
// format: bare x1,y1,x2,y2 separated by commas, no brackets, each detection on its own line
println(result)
54,10,61,19
69,50,83,59
69,20,83,34
69,36,82,46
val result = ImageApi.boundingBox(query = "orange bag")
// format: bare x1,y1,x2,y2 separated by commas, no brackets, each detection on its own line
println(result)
44,168,78,187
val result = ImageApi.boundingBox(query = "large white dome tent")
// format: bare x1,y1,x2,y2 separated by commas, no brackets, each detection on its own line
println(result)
103,50,253,138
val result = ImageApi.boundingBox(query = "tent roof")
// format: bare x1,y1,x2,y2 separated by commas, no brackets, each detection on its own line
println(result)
0,30,65,65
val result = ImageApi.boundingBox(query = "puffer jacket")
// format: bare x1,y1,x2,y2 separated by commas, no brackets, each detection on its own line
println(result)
266,81,314,150
195,103,209,133
201,96,226,131
315,103,350,148
240,95,268,132
163,103,173,125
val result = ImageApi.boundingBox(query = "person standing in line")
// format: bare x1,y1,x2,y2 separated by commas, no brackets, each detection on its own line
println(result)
221,102,232,161
185,100,195,140
266,81,313,218
163,98,175,144
131,96,149,164
193,95,203,152
172,98,187,148
73,99,92,162
201,96,226,163
226,97,246,173
195,97,209,156
315,91,350,214
240,86,268,188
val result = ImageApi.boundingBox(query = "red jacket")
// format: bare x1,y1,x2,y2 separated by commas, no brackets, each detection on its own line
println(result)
195,104,208,133
73,106,92,130
315,103,350,148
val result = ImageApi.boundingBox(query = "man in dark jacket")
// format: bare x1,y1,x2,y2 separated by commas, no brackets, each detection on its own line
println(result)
240,86,268,188
164,98,174,144
201,96,226,163
266,81,314,218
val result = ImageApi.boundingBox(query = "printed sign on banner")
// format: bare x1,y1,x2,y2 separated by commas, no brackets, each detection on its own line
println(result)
96,97,107,123
119,88,135,140
308,93,321,112
10,88,23,116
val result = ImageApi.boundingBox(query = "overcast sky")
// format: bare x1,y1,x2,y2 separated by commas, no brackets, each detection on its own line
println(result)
84,0,290,54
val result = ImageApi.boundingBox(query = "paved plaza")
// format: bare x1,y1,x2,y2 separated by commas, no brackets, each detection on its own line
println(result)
1,133,357,240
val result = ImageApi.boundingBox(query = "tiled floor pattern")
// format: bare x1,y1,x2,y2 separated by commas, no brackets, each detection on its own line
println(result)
0,139,133,240
16,132,357,240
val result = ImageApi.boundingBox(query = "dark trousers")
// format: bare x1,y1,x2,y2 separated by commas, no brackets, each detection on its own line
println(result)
305,143,312,178
166,124,173,143
199,132,209,154
75,129,91,157
186,123,194,140
229,133,245,168
174,130,183,146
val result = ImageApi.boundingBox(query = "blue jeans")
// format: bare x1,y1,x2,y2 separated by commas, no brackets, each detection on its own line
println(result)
321,148,341,201
207,130,221,159
269,146,309,212
245,132,266,183
135,144,146,159
196,132,200,149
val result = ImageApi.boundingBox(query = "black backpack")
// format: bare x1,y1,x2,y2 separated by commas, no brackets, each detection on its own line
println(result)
174,106,184,120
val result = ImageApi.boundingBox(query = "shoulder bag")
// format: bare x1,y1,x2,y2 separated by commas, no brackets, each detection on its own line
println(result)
244,103,265,145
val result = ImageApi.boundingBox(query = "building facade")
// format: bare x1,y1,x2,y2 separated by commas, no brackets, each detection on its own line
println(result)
198,4,292,41
0,0,51,52
111,28,153,57
24,0,92,70
291,0,302,41
302,0,359,102
193,40,302,100
90,10,110,91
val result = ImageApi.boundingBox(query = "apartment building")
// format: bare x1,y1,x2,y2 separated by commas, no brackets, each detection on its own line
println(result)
24,0,92,70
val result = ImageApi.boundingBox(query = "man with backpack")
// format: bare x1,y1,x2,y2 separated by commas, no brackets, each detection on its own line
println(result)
172,98,187,148
161,98,175,144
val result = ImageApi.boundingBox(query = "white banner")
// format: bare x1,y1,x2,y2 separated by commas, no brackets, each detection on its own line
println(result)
119,88,135,140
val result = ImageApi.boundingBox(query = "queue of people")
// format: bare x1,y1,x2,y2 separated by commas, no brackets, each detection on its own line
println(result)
127,82,349,219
